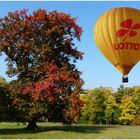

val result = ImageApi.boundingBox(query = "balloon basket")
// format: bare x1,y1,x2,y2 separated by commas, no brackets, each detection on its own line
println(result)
122,75,128,83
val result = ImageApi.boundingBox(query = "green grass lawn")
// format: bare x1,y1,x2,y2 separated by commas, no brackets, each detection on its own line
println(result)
0,122,140,139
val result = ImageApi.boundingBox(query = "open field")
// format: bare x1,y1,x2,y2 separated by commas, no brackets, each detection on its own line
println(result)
0,122,140,139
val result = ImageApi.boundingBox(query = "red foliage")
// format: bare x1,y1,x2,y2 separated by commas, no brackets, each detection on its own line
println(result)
0,41,10,47
22,61,82,103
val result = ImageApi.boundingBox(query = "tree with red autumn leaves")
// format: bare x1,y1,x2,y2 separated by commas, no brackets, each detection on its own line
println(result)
0,9,84,129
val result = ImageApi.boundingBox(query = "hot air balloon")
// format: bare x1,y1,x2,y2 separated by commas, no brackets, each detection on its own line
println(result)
94,7,140,82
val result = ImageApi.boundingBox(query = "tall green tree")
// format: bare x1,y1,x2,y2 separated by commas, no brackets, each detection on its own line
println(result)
115,85,126,103
0,9,84,129
81,90,97,123
113,85,127,123
119,95,136,125
104,88,117,124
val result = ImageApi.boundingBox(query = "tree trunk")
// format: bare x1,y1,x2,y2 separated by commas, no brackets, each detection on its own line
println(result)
26,117,39,130
99,118,102,125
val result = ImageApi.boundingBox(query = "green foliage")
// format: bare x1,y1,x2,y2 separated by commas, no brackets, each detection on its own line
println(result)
81,87,116,124
0,76,16,121
119,95,136,124
81,85,140,125
115,85,126,103
0,76,7,86
133,87,140,113
104,88,117,124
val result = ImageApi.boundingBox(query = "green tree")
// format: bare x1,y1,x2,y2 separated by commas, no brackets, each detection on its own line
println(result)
132,87,140,125
81,87,116,124
119,95,136,125
115,85,126,103
113,85,127,124
81,90,96,123
133,87,140,114
0,76,14,121
104,88,117,124
0,9,83,129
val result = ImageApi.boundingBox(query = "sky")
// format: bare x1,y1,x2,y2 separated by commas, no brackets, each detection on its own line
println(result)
1,1,140,90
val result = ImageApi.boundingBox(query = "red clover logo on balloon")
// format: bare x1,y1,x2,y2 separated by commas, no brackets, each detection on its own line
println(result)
116,19,140,41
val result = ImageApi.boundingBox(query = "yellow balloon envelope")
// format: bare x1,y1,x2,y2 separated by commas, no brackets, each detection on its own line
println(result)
94,7,140,82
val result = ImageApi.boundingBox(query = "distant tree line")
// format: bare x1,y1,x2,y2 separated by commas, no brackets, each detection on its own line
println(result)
1,76,140,126
80,85,140,125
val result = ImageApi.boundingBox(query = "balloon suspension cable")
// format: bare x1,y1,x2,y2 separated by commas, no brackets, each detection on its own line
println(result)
122,75,128,83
